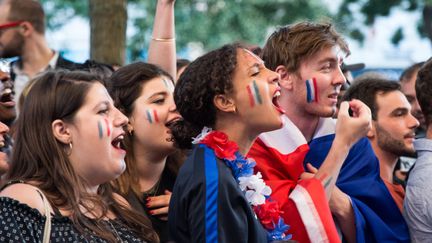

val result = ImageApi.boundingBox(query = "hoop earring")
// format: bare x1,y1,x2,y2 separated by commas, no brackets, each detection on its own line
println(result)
66,142,73,156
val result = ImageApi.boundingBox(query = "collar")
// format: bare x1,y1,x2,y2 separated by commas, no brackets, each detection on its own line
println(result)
414,138,432,152
12,50,59,76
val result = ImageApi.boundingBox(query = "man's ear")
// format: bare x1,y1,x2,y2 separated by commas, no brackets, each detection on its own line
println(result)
19,21,33,37
52,119,72,144
213,94,236,113
275,65,294,90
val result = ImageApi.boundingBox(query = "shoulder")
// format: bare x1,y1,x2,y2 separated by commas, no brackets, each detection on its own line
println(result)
56,55,83,70
112,192,132,209
0,183,46,215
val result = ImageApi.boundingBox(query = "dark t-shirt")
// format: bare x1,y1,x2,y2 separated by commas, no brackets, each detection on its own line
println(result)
0,197,147,242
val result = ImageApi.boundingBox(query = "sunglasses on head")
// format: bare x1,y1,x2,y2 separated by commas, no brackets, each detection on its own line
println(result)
0,21,23,34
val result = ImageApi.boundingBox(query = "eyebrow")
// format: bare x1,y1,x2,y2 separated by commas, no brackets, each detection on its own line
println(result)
93,100,110,110
390,107,409,115
146,91,167,100
317,57,339,65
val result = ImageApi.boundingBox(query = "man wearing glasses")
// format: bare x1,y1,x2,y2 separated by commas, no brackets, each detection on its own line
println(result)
0,0,81,103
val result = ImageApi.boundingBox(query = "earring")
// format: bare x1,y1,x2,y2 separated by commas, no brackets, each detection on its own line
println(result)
128,129,134,136
233,107,237,113
66,142,73,156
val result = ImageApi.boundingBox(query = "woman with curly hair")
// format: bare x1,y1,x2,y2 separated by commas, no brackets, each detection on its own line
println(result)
168,43,287,242
0,71,159,242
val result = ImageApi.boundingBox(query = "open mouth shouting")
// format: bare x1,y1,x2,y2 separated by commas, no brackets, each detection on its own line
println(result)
272,87,285,114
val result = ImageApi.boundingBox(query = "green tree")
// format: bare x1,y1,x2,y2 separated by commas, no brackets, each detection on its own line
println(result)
335,0,432,47
41,0,331,62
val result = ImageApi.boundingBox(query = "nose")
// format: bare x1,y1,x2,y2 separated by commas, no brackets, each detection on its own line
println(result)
332,66,346,86
411,99,423,116
114,108,129,127
267,69,280,85
0,122,9,135
408,113,420,130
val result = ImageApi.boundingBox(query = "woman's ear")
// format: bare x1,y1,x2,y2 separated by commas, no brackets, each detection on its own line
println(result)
52,119,72,144
213,94,236,113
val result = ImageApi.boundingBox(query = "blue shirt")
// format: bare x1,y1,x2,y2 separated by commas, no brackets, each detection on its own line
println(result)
404,138,432,242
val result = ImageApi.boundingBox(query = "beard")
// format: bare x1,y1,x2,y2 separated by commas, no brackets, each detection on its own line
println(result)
375,123,416,157
0,31,24,58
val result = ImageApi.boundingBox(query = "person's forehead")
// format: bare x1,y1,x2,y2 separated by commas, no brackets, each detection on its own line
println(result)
0,2,11,22
376,90,410,111
239,49,263,64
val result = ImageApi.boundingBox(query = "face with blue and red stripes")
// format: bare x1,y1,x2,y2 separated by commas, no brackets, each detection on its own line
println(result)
294,45,346,117
129,76,181,155
229,49,285,134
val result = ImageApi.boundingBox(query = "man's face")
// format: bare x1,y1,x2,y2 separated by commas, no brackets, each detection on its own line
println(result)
0,70,16,125
291,45,346,118
0,2,24,58
400,72,426,130
373,90,419,157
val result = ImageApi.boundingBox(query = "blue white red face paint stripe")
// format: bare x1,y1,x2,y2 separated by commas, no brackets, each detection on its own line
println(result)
146,109,159,124
98,121,103,139
162,78,175,93
97,119,112,139
246,80,263,107
305,78,319,103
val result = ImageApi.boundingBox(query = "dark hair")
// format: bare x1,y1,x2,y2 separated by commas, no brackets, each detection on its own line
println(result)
107,62,181,197
416,58,432,126
6,0,45,34
342,77,401,120
176,59,190,72
400,62,424,83
172,43,242,149
77,59,115,82
262,22,349,72
8,70,158,242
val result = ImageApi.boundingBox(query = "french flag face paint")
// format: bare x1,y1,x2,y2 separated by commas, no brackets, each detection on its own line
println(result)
162,78,174,93
305,78,319,103
97,119,111,139
146,109,159,124
246,80,263,107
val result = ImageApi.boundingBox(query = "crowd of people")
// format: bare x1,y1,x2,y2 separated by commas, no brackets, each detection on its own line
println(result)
0,0,431,242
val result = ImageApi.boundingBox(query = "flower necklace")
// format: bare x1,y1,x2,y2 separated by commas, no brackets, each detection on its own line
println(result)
192,127,292,242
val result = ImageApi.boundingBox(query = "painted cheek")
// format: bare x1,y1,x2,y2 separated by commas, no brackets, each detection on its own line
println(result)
162,79,175,93
97,120,104,139
246,80,263,107
145,109,159,124
305,78,319,103
104,118,111,137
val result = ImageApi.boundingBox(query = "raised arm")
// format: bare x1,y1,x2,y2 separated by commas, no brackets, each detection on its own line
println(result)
313,99,371,198
148,0,176,80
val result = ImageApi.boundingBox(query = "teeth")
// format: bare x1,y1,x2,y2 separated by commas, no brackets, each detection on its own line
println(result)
273,91,281,97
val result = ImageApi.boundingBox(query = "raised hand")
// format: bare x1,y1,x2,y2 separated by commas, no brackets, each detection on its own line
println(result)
335,99,372,148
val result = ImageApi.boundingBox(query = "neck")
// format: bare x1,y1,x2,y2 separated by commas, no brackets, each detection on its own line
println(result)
370,140,398,182
133,145,167,192
21,35,53,78
279,93,320,141
215,118,255,156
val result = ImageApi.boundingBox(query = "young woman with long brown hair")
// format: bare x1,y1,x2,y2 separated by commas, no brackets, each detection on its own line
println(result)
0,71,159,242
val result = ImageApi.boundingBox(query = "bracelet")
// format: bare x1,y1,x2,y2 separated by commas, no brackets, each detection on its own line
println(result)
151,37,175,42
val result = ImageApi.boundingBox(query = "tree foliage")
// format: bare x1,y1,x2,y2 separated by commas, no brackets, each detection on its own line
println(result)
40,0,331,61
335,0,432,46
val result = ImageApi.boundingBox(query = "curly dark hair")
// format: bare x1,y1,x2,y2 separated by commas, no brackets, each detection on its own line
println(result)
416,58,432,127
172,43,243,149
